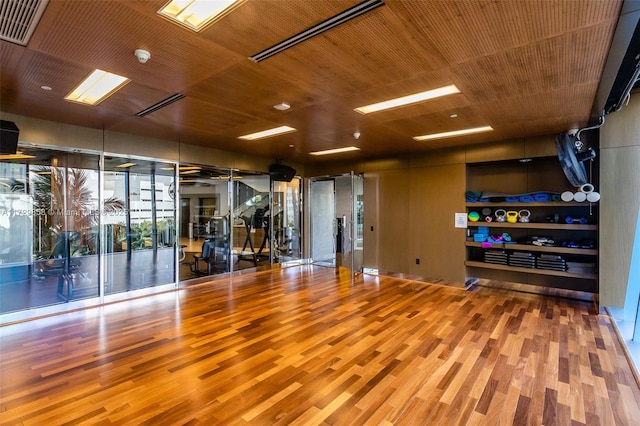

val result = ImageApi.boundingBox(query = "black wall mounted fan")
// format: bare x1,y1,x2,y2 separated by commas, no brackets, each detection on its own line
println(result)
555,132,596,187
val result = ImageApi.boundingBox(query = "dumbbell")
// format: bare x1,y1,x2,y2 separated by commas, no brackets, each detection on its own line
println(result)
565,216,588,224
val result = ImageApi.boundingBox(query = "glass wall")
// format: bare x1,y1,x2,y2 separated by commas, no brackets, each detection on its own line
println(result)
177,166,231,281
0,144,297,321
0,147,180,320
1,148,102,312
232,171,271,271
102,157,177,295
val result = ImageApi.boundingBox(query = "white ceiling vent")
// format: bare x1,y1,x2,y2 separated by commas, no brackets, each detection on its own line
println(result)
0,0,49,46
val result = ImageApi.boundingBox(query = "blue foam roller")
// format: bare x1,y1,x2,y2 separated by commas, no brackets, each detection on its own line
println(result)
534,193,550,202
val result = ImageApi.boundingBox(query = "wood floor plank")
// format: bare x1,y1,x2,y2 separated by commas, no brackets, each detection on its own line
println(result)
1,265,640,425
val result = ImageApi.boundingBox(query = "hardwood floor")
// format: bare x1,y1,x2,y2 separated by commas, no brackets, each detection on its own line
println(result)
1,265,639,425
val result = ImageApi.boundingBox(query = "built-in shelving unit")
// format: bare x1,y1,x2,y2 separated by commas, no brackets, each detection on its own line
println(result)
465,156,599,294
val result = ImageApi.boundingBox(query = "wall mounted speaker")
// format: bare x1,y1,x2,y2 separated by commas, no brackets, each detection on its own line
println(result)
0,120,19,154
269,163,296,182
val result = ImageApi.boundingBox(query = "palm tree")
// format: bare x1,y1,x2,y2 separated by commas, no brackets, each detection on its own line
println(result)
31,167,124,256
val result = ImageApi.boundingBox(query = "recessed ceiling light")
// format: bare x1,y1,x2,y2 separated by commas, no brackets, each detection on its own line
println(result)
65,69,129,106
413,126,493,141
310,146,360,156
115,162,137,168
158,0,244,32
238,126,296,140
41,85,52,91
273,102,290,111
354,84,460,114
450,113,458,118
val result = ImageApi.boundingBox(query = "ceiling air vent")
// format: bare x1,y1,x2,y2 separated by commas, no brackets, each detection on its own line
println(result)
249,0,384,63
0,0,49,46
136,93,185,117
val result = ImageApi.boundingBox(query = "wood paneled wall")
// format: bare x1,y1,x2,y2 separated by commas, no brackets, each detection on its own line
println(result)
409,163,466,281
599,93,640,310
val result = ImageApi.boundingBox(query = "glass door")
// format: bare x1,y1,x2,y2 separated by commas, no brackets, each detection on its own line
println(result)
310,173,363,277
310,179,336,266
272,177,302,264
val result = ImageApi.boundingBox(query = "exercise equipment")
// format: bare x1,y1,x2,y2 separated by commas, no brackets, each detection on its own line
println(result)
561,191,574,202
580,183,594,193
494,209,506,222
534,193,550,202
586,191,600,202
506,211,518,223
518,209,531,223
573,191,587,202
565,216,588,224
481,208,492,222
468,211,480,222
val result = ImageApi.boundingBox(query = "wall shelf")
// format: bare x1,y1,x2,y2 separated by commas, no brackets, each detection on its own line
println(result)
465,261,598,280
464,242,598,256
466,201,595,207
468,222,597,231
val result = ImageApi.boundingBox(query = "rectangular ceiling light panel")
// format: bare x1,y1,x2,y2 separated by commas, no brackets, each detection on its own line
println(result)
65,69,130,106
0,0,49,46
158,0,244,32
249,0,384,62
355,84,460,114
310,146,360,156
238,126,296,140
413,126,493,141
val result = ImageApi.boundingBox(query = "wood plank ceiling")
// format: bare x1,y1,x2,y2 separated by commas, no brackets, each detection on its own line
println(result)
0,0,622,163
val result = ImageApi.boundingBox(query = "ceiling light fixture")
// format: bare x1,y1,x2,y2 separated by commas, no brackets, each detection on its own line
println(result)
413,125,494,141
65,69,129,106
115,162,137,168
310,146,361,156
238,126,296,140
273,102,290,111
354,84,460,114
158,0,244,32
0,152,36,160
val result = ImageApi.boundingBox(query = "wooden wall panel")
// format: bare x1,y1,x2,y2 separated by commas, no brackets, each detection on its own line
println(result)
409,163,466,282
104,131,179,161
370,169,411,274
2,112,103,151
599,93,640,309
465,139,525,163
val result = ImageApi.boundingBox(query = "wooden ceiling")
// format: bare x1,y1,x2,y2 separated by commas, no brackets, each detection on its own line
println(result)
0,0,623,163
